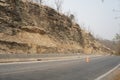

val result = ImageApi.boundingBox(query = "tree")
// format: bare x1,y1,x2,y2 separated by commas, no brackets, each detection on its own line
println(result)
101,0,104,3
69,14,75,22
115,33,120,40
39,0,43,5
35,0,43,6
115,33,120,55
54,0,63,12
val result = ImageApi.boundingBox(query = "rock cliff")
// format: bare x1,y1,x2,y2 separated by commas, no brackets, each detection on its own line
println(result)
0,0,113,54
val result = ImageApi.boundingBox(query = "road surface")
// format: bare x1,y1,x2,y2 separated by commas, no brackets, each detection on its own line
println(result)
0,56,120,80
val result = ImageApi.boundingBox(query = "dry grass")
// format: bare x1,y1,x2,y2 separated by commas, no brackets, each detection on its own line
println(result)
112,71,120,80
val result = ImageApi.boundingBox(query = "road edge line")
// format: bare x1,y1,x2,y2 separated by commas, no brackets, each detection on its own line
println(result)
95,63,120,80
0,55,103,65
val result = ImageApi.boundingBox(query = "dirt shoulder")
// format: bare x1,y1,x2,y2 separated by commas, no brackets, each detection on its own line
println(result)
102,66,120,80
112,70,120,80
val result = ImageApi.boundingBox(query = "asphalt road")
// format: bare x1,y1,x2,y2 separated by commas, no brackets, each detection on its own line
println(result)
0,56,120,80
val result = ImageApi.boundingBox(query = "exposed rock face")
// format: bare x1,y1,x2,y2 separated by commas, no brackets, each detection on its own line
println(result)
0,0,113,54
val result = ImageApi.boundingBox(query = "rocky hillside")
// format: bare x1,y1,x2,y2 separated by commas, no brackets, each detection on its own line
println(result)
0,0,113,54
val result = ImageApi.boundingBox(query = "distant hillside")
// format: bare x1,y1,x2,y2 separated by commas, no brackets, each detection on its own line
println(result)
0,0,113,54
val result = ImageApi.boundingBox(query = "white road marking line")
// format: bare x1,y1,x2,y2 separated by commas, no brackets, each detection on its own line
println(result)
0,55,102,65
95,63,120,80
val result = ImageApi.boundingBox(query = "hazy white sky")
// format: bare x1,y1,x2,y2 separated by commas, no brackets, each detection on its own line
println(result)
45,0,120,40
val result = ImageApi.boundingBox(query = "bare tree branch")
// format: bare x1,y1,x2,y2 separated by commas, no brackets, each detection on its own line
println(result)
54,0,63,12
